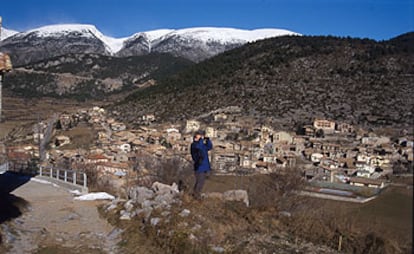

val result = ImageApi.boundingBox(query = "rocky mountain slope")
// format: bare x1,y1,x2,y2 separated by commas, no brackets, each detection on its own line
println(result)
3,53,192,99
115,32,414,129
0,24,297,65
0,25,113,66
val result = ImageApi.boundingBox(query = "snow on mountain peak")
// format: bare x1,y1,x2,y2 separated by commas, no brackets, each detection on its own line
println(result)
2,24,299,55
0,27,19,40
19,24,126,54
168,27,299,43
25,24,100,36
143,29,175,42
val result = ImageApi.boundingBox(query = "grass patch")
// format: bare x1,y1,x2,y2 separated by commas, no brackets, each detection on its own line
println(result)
56,124,96,150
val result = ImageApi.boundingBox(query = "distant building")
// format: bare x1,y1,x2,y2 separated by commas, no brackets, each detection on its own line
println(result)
165,128,181,142
313,119,336,134
143,114,155,122
206,127,217,138
214,113,227,121
274,131,293,144
185,120,200,133
336,122,354,134
348,177,385,189
86,154,110,164
110,122,126,132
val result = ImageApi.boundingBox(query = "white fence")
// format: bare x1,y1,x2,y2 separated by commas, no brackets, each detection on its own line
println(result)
39,166,88,189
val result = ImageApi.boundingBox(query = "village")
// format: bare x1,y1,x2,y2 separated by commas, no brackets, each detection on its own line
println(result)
2,105,413,200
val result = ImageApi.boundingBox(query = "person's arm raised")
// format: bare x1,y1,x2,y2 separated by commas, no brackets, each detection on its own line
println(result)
205,138,213,151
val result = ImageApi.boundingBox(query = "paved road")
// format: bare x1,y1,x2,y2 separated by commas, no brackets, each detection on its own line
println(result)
0,173,119,253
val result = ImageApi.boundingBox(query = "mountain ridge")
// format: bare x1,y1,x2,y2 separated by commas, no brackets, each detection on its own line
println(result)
0,24,298,65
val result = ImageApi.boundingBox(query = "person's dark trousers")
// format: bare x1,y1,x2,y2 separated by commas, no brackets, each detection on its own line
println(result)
193,171,206,199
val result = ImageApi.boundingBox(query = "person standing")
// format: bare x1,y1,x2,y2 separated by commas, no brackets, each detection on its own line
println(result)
190,130,213,200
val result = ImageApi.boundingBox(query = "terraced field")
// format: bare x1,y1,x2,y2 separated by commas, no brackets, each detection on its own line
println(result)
0,95,95,140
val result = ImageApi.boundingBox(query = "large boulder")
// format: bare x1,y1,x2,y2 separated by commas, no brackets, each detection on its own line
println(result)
151,181,179,196
128,186,155,204
124,199,135,212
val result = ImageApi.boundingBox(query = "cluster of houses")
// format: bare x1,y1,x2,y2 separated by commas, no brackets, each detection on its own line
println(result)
3,106,413,192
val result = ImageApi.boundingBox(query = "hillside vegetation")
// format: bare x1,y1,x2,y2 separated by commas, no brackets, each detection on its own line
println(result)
116,33,414,129
3,53,193,100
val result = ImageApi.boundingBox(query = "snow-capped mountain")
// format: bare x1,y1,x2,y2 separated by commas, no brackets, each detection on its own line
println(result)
0,24,110,66
0,24,299,65
0,27,19,40
119,27,298,62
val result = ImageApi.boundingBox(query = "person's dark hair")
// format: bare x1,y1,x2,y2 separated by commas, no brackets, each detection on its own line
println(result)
194,130,205,136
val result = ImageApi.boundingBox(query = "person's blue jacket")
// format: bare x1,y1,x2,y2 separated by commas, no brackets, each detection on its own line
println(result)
191,138,213,172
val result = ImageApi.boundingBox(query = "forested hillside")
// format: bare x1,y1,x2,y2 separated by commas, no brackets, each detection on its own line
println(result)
116,33,414,130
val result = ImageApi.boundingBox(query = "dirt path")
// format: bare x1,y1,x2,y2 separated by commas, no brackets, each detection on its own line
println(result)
4,179,119,254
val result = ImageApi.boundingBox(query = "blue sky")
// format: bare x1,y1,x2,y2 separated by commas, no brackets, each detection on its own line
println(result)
0,0,413,40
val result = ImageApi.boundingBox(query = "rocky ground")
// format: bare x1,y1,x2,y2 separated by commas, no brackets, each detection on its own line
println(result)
100,181,339,254
0,177,120,254
1,172,410,253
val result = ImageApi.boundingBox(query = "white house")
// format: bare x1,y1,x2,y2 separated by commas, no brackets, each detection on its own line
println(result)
206,127,218,138
185,120,201,133
118,143,131,153
311,153,324,163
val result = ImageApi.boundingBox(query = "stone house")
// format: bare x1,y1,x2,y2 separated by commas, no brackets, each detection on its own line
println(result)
214,113,228,121
185,120,201,133
112,152,129,163
336,122,355,134
165,128,182,142
263,155,275,163
313,119,336,134
320,158,339,169
97,162,130,176
206,126,218,138
311,153,324,163
274,131,294,144
348,177,385,188
361,136,391,146
304,125,315,137
172,141,189,152
355,160,376,175
260,125,274,145
86,154,110,164
356,170,371,178
275,154,296,168
293,137,306,154
224,122,242,133
118,143,131,153
110,122,127,132
212,152,239,173
142,114,156,123
239,153,253,168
